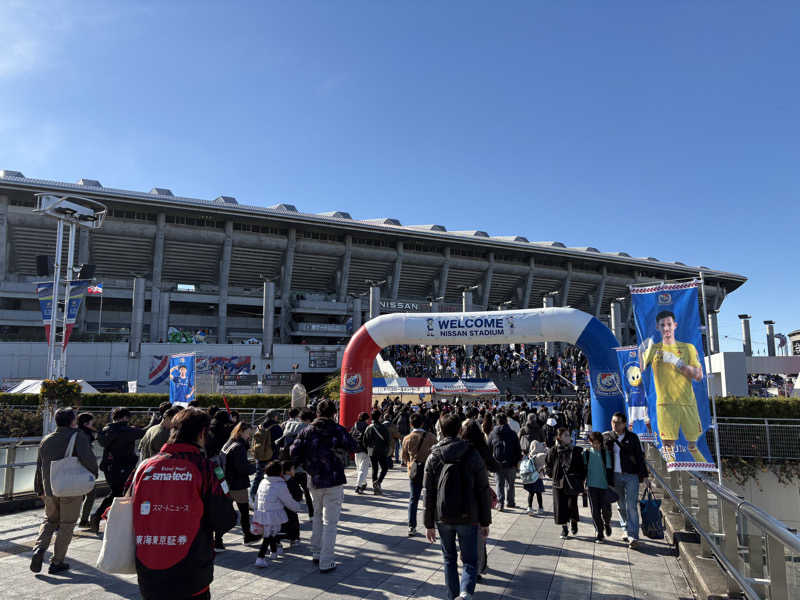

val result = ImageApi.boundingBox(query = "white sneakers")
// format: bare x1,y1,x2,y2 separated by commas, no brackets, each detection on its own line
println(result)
527,508,535,516
255,557,268,568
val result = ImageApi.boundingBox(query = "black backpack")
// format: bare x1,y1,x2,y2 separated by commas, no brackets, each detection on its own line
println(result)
436,451,473,523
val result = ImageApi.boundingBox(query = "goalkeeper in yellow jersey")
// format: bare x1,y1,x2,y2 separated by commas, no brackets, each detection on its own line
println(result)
639,310,706,463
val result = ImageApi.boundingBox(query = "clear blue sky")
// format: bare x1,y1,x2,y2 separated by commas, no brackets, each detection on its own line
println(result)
2,2,798,353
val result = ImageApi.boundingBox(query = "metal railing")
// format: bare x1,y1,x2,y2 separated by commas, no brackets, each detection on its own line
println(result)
0,408,290,501
647,446,800,600
712,418,800,460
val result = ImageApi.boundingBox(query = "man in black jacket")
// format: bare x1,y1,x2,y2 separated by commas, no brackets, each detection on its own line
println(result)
90,407,145,533
362,410,391,495
605,412,649,548
424,414,491,600
487,413,522,511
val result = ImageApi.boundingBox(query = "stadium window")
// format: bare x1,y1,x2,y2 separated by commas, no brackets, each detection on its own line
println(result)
176,283,196,292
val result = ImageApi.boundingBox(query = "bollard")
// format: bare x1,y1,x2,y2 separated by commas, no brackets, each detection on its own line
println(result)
766,533,788,600
696,479,712,558
720,499,745,597
680,471,693,530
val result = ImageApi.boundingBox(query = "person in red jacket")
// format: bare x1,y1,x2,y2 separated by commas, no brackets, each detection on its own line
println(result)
130,408,236,600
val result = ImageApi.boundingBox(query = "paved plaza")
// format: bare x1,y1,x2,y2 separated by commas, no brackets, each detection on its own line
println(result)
0,466,695,599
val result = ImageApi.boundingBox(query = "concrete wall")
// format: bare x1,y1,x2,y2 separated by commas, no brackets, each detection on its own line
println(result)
0,341,344,391
723,470,800,531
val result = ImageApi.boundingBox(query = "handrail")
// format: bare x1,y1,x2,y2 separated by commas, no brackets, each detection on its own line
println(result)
694,472,800,555
647,462,761,600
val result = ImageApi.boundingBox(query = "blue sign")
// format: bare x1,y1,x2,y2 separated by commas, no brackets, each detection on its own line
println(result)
630,282,717,472
36,282,54,324
615,347,656,442
169,354,196,405
65,280,90,325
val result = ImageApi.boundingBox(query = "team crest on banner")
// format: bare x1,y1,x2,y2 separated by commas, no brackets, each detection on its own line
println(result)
630,281,717,472
169,354,196,405
615,347,656,442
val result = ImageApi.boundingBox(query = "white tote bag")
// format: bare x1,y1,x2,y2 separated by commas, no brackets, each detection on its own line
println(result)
49,432,96,497
96,494,137,574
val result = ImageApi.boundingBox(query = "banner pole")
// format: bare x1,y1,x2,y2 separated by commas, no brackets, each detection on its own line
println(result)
699,271,723,485
60,222,76,379
47,220,64,380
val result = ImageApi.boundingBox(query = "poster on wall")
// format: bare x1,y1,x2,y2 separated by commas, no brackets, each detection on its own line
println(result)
169,354,195,405
630,281,717,472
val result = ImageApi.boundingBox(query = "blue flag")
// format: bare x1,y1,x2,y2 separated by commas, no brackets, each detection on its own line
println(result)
630,281,717,472
615,347,656,442
169,353,196,405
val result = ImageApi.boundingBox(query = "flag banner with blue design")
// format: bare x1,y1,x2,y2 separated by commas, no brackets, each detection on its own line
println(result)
63,280,91,348
615,346,656,442
35,282,54,343
630,281,717,472
169,353,196,405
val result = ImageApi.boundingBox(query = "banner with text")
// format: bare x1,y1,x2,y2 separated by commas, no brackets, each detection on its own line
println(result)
63,280,90,348
630,281,717,472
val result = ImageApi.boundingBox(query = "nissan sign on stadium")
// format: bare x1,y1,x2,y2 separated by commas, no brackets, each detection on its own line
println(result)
380,300,421,313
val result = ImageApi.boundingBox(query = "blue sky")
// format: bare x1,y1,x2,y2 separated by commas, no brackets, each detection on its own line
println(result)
1,1,798,353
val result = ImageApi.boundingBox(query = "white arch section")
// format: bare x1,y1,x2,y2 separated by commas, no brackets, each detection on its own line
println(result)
339,307,625,430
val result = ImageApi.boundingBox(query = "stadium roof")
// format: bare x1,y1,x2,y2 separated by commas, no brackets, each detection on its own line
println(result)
0,170,746,284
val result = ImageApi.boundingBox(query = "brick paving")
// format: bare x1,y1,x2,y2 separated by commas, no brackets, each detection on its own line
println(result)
0,465,695,599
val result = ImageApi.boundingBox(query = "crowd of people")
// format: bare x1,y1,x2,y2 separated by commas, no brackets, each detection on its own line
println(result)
380,343,590,396
31,391,651,600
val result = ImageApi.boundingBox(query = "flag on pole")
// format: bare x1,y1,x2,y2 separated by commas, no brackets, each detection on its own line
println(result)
63,281,90,349
88,283,103,295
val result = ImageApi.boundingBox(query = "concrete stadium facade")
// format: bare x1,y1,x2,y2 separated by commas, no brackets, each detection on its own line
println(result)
0,170,746,382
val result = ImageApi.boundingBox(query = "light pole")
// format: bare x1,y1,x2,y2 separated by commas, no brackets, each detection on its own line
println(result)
33,194,106,379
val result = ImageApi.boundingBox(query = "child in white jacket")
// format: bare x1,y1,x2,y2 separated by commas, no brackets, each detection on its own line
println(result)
253,461,304,567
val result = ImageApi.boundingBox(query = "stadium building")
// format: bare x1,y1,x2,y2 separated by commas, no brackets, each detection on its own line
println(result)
0,170,746,391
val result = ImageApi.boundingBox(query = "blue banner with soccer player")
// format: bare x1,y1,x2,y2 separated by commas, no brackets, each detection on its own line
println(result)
169,353,196,405
615,346,656,442
630,281,717,472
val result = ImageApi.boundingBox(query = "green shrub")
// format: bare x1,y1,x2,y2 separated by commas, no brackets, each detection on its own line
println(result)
40,378,82,407
0,408,44,437
712,396,800,419
0,392,290,410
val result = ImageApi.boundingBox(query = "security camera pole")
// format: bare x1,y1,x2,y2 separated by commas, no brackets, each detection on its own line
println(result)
34,193,107,380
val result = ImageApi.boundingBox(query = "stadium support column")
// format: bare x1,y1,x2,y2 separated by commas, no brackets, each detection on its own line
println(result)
279,228,296,344
130,276,146,356
436,247,450,299
561,262,572,307
708,310,720,354
159,291,170,342
262,280,275,358
593,266,607,317
351,297,362,331
764,320,776,357
480,252,494,308
390,241,403,299
521,256,534,309
369,286,381,321
738,314,752,356
150,213,166,342
217,221,233,343
610,300,623,343
0,195,7,280
337,234,352,302
543,294,555,357
463,289,473,357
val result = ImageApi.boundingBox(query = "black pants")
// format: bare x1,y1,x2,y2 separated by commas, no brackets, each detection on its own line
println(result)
527,491,543,509
295,471,314,517
259,535,278,557
587,486,612,536
280,509,300,541
370,454,389,484
93,464,133,524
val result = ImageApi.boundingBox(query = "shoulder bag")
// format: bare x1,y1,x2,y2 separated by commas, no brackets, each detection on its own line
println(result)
50,432,96,497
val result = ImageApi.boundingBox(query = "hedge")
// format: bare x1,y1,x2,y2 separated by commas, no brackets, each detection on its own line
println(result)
0,393,290,410
713,396,800,420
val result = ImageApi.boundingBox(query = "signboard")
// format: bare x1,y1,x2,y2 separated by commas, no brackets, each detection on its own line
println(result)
169,353,196,405
223,374,258,386
631,281,717,472
379,300,422,313
309,350,338,369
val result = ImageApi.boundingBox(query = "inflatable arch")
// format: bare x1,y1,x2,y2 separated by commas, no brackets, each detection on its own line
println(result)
338,307,625,431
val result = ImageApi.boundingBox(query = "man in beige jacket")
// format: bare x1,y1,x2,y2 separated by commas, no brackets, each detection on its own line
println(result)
401,412,436,537
32,408,98,575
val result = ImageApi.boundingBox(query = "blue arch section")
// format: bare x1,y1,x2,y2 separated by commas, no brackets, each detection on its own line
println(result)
575,317,625,432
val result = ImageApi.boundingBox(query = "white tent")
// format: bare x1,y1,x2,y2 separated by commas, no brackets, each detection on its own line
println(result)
8,379,101,394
